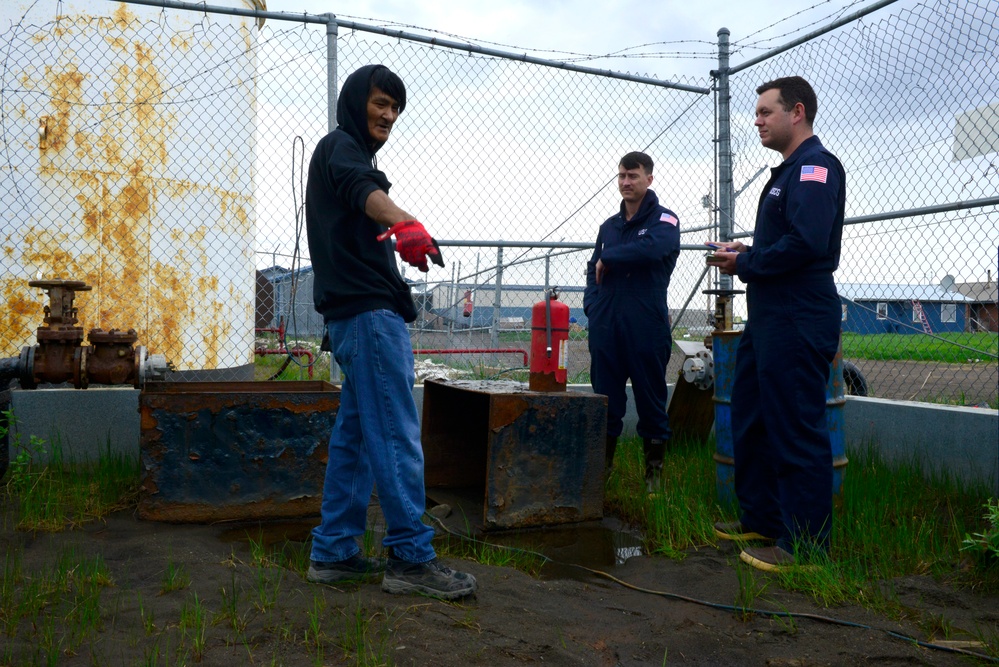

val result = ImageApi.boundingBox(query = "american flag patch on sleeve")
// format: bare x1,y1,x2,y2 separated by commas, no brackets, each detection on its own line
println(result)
800,165,828,183
660,212,678,225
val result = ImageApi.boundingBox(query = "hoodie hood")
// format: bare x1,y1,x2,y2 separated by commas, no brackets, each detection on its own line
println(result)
336,64,386,157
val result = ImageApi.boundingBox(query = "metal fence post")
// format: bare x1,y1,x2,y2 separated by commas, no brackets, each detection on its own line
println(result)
491,247,504,361
326,15,338,133
471,252,479,346
326,15,341,382
715,27,734,293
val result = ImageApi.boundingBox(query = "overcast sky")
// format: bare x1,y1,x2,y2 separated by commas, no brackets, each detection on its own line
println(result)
263,0,920,82
246,0,995,289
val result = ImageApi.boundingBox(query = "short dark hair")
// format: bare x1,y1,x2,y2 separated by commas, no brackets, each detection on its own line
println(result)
370,67,406,114
756,76,817,125
619,151,653,174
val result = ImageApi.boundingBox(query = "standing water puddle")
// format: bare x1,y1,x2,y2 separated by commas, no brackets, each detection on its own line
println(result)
467,518,645,581
218,488,644,582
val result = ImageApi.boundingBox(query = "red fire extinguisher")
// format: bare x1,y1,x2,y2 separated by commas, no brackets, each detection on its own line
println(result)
529,287,569,392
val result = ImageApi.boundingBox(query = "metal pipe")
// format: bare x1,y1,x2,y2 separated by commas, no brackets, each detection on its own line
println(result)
121,0,710,93
729,195,999,238
122,0,328,24
681,223,723,235
0,357,21,388
332,21,710,93
843,196,999,225
438,240,593,249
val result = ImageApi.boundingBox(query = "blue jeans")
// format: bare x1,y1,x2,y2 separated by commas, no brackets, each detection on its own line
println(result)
310,310,436,564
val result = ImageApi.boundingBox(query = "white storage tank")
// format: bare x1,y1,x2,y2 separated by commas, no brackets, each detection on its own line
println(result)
0,0,263,376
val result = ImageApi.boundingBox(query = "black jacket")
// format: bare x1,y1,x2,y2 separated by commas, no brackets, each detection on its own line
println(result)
305,64,417,323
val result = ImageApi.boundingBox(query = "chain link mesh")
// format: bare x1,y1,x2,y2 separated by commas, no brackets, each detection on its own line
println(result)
0,0,995,405
726,0,998,405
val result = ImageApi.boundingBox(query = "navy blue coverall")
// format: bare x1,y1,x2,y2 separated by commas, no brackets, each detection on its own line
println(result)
732,135,846,554
584,189,680,448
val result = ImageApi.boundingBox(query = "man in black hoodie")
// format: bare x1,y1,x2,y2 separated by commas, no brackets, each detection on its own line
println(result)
583,152,680,493
305,65,476,600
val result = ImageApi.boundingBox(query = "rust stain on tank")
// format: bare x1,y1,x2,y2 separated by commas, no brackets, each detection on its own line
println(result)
1,6,253,368
0,285,41,351
170,35,192,51
19,224,81,271
132,43,171,167
202,302,223,370
97,134,124,165
104,35,128,50
43,66,86,152
147,266,192,366
112,4,135,28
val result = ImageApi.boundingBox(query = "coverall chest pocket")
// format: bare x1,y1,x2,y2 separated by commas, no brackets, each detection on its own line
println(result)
756,191,786,243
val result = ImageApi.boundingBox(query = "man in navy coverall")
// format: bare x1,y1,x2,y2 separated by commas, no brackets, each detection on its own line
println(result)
584,152,680,491
707,77,845,571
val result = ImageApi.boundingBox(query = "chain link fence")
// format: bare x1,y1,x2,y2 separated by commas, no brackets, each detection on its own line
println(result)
723,0,998,406
0,0,995,405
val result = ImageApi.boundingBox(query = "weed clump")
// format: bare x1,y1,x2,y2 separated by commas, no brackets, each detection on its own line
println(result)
962,498,999,568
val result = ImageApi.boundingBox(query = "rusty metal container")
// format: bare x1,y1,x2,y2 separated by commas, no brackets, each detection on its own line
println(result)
421,379,607,530
138,381,339,523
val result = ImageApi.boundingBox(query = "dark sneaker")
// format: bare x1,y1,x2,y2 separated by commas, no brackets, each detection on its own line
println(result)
739,545,817,573
307,553,387,585
713,520,774,543
381,558,477,600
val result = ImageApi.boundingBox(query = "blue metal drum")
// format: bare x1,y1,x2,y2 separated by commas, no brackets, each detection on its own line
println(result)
711,331,741,507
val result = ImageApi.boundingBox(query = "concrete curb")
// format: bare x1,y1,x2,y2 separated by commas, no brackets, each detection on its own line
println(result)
5,384,997,493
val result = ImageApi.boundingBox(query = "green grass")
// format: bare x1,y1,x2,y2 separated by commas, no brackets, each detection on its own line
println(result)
4,418,997,661
254,349,330,381
160,558,191,594
336,598,395,667
834,444,994,586
432,514,547,576
841,331,998,364
605,435,722,559
3,416,141,532
0,547,115,663
605,435,999,649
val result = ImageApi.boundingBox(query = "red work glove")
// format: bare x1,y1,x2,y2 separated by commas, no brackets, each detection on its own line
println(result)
376,220,444,272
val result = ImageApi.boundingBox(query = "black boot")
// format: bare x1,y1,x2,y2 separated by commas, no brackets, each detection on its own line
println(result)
605,434,618,473
643,438,666,493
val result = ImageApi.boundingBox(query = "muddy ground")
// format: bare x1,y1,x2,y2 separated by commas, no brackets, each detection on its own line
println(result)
3,497,998,667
